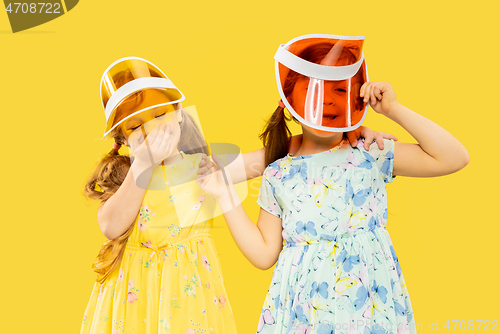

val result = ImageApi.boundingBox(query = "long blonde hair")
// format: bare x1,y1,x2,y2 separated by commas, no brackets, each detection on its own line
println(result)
83,69,208,284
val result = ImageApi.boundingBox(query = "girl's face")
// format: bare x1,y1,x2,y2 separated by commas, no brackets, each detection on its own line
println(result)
290,77,349,129
119,89,182,147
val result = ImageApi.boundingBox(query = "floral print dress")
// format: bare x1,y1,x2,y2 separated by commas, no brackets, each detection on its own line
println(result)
80,152,237,334
256,139,417,334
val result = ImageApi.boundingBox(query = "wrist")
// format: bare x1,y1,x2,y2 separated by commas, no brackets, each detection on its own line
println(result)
130,159,155,183
216,185,242,212
385,102,403,119
132,157,155,170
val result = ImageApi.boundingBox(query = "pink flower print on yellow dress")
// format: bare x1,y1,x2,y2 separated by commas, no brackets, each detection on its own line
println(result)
117,268,124,282
201,255,211,271
219,294,227,308
191,195,206,211
138,204,156,231
127,279,139,304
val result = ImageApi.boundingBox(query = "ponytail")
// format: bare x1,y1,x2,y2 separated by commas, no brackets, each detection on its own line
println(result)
259,105,292,167
83,135,130,202
82,128,134,284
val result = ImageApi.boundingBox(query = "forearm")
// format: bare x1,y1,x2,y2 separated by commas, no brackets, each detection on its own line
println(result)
388,103,469,166
243,148,266,180
225,149,266,184
218,196,277,270
98,160,154,239
230,135,302,183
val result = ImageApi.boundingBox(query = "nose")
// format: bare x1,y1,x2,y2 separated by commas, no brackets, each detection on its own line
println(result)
324,93,336,106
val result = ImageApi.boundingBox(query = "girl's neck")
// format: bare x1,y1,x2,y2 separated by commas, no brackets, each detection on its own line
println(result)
162,149,183,166
294,129,344,157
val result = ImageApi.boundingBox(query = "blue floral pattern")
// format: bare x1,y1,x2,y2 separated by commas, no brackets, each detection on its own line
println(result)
256,139,417,334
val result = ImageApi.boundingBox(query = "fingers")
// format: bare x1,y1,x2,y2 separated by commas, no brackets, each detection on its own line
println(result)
141,125,162,146
360,82,372,102
130,127,145,146
196,155,211,177
374,84,383,101
360,81,383,106
360,82,368,99
369,82,378,105
374,132,385,150
158,124,172,153
196,155,213,187
211,153,226,170
363,132,374,151
378,131,399,141
346,128,360,147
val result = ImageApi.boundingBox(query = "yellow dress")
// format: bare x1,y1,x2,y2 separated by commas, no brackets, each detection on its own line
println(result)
80,152,237,334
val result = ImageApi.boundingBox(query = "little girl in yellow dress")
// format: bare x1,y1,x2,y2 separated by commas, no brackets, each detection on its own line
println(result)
80,57,237,334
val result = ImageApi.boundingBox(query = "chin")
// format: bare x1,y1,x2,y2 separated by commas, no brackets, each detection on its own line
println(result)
312,128,335,136
308,127,340,137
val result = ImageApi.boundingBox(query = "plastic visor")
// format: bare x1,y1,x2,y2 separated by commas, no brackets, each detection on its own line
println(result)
125,105,247,228
100,57,184,137
275,35,369,132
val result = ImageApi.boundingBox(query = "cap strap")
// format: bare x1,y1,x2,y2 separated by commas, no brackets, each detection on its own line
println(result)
104,77,182,120
274,44,364,81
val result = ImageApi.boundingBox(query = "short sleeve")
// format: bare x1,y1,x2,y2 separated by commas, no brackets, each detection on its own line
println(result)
365,138,396,184
256,168,283,218
376,138,396,183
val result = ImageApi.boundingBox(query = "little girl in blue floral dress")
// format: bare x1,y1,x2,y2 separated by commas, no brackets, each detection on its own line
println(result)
196,35,469,334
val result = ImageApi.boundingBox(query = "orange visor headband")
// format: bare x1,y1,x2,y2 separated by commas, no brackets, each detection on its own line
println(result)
100,56,185,137
275,34,369,132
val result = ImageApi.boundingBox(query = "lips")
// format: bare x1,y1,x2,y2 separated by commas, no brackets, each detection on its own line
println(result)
322,114,337,120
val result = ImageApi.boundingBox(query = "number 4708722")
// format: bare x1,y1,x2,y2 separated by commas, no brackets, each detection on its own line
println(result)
444,320,498,330
5,3,62,14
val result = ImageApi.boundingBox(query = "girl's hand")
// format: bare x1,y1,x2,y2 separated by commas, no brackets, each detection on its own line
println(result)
345,125,399,151
129,123,176,167
360,81,400,116
196,153,234,201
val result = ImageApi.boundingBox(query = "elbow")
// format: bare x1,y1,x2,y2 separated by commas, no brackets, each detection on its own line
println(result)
253,257,278,271
453,149,470,172
441,148,470,175
99,218,114,240
255,263,270,271
461,153,470,170
254,263,273,271
102,225,125,240
98,214,118,240
103,228,116,240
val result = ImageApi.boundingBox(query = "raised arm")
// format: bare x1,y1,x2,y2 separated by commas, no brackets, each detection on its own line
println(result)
99,123,175,239
391,103,469,177
360,81,470,178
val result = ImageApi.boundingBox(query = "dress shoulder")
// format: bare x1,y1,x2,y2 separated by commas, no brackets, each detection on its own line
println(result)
358,138,397,183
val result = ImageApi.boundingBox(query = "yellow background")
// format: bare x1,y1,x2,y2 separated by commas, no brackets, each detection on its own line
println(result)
1,0,498,332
